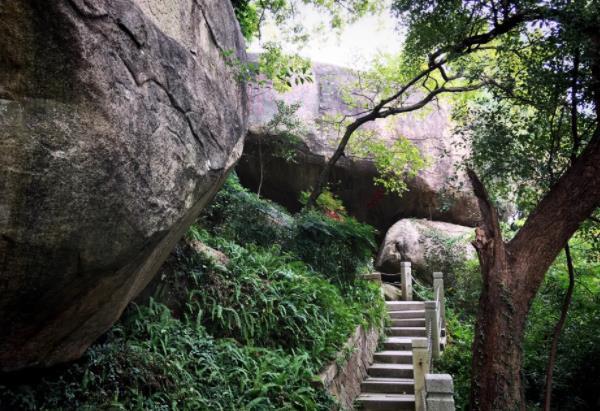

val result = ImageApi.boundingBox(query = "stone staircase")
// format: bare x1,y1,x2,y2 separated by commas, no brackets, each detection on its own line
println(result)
356,300,426,410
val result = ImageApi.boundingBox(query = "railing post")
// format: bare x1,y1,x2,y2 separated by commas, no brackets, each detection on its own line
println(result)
400,261,412,301
412,338,430,411
425,301,440,359
425,374,455,411
433,272,445,330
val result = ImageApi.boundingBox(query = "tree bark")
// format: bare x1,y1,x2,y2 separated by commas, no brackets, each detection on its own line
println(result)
467,133,600,410
467,169,526,411
543,242,575,411
257,134,264,198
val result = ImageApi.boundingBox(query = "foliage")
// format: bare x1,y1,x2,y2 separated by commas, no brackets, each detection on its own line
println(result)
262,100,305,162
299,188,347,219
257,45,314,92
230,0,383,93
231,0,382,42
291,210,376,284
0,300,334,410
347,129,428,195
0,174,386,411
185,229,384,363
201,173,294,248
523,235,600,410
203,174,377,285
223,46,314,94
436,308,475,411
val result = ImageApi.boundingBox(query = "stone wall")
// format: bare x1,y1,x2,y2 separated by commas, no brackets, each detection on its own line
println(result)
319,325,380,410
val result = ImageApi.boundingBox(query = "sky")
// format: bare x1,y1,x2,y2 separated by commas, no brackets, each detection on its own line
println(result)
248,3,404,69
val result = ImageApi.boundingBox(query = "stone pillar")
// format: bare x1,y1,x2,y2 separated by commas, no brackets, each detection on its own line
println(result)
425,374,455,411
400,261,412,301
412,338,430,411
433,272,445,331
425,300,440,359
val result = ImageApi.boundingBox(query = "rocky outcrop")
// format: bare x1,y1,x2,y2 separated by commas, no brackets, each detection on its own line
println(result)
376,219,476,282
0,0,247,371
237,62,480,231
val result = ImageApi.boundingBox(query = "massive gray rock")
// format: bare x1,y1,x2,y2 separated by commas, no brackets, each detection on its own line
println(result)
0,0,247,371
237,62,480,231
375,218,476,283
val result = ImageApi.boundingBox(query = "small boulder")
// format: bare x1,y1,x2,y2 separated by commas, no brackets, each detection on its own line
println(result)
376,219,476,283
382,283,402,301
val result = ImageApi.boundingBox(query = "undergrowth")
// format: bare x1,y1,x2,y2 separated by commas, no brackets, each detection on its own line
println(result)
200,174,377,285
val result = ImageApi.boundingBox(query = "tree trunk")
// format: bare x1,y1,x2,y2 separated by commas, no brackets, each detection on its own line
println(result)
543,242,575,411
305,121,363,208
467,170,528,411
467,132,600,409
257,135,264,198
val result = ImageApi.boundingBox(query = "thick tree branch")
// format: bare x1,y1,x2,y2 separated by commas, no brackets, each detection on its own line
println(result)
305,81,484,207
304,6,538,208
509,129,600,299
467,169,506,280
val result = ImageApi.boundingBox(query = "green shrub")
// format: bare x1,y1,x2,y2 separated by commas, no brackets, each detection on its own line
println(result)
187,228,384,364
290,210,376,285
201,174,294,248
299,189,347,218
0,301,335,410
202,174,377,285
435,308,475,411
523,237,600,410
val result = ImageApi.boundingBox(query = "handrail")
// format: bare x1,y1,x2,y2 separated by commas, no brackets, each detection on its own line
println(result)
406,263,454,411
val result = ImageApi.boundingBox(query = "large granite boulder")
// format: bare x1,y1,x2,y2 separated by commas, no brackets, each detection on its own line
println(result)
0,0,247,371
375,218,476,283
237,63,480,231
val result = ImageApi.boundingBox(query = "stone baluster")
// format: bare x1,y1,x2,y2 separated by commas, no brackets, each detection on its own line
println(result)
400,261,412,301
425,374,455,411
412,337,430,411
425,300,440,359
433,272,445,331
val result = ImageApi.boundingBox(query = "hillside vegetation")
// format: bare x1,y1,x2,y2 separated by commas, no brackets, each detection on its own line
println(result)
0,175,385,410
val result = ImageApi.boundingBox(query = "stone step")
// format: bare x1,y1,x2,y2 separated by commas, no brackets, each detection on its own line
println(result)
361,377,415,394
391,318,426,327
368,363,414,378
383,337,413,351
389,309,425,319
387,327,427,337
386,301,425,311
355,393,415,410
373,350,413,364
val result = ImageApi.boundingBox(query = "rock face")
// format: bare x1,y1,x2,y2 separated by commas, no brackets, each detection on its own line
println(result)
375,219,476,282
381,283,402,301
237,62,480,231
0,0,247,371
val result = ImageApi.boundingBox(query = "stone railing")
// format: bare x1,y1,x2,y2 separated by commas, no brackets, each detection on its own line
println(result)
403,264,455,411
426,271,446,360
400,261,413,301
